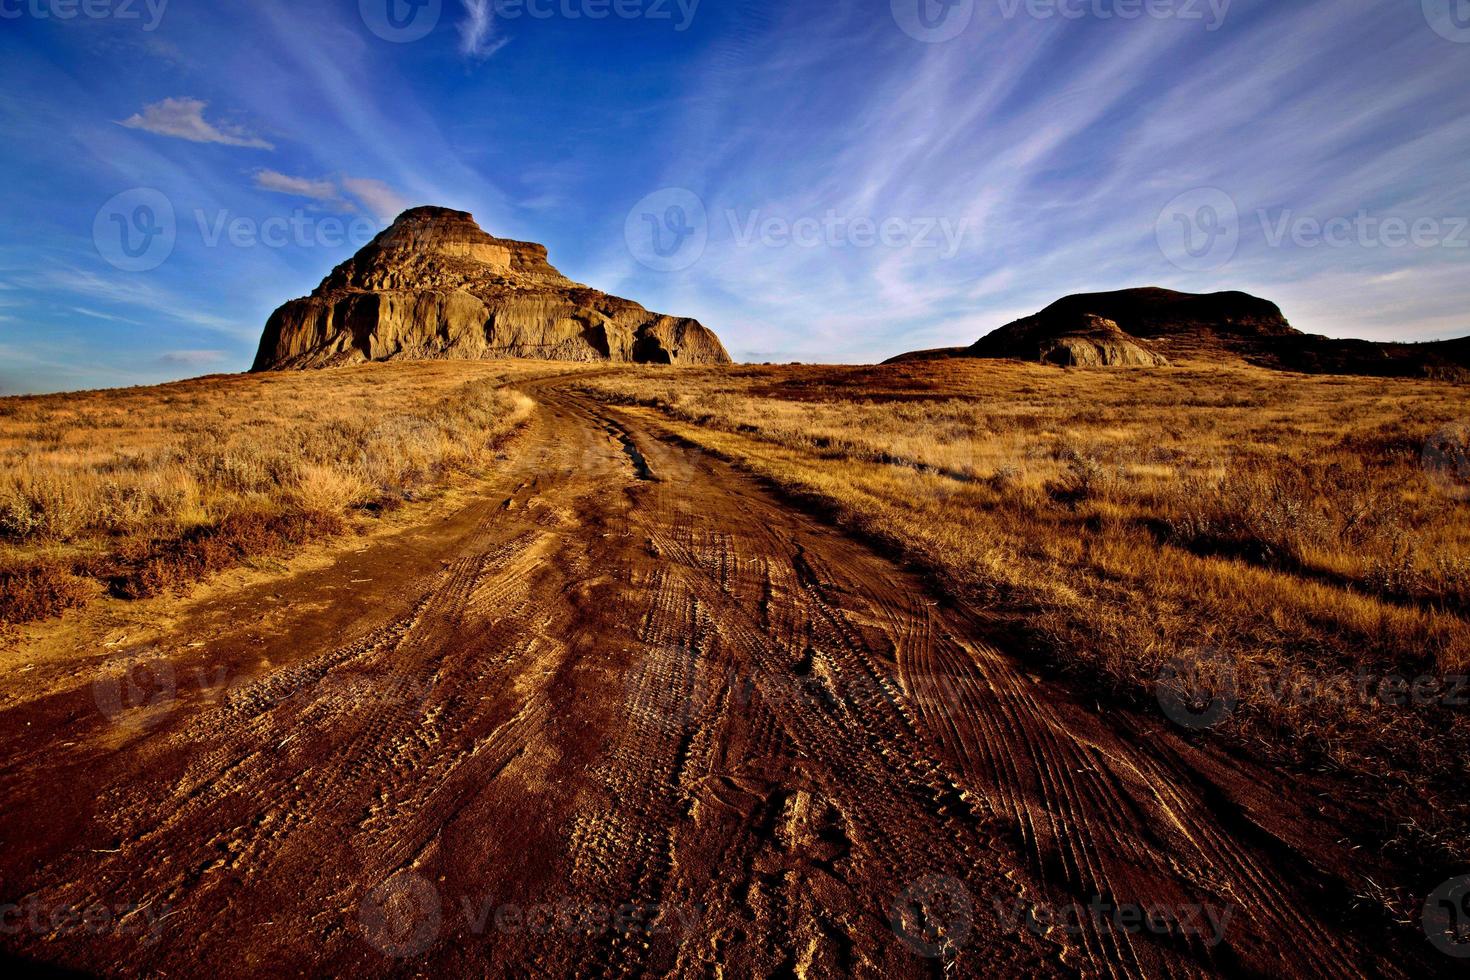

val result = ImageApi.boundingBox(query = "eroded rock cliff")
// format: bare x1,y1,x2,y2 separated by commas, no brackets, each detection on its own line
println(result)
252,207,731,370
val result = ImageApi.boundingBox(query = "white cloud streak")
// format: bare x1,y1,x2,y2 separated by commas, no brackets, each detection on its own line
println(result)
341,177,411,222
118,97,274,150
249,171,411,222
458,0,508,60
253,169,341,202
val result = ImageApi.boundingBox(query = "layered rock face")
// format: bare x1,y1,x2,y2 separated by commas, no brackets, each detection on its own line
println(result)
976,312,1169,367
252,207,731,371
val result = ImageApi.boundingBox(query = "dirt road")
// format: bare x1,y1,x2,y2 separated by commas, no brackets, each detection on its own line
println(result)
0,379,1436,977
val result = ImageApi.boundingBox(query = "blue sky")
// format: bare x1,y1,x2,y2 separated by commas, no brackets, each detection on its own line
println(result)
0,0,1467,393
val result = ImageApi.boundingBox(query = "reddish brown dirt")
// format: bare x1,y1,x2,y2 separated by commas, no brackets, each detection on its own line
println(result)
0,380,1439,977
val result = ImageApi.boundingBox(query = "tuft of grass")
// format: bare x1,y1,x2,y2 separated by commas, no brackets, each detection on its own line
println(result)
0,561,94,625
100,507,347,600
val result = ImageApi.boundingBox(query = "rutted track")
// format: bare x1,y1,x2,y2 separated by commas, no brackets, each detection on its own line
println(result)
0,380,1432,977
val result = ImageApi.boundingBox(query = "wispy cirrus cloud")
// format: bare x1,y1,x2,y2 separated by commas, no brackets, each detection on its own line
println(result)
458,0,508,60
118,97,274,149
341,177,411,222
33,268,251,339
253,169,341,202
73,307,144,324
248,171,411,222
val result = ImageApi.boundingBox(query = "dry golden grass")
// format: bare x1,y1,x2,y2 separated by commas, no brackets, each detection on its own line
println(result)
0,361,549,625
579,358,1470,857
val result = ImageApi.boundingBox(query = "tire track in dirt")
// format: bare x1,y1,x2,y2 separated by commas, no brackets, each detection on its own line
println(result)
0,378,1438,978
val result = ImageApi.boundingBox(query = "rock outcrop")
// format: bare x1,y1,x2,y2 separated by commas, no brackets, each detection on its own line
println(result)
252,207,731,371
966,288,1297,369
975,312,1168,367
885,288,1470,378
1013,288,1296,342
884,288,1294,369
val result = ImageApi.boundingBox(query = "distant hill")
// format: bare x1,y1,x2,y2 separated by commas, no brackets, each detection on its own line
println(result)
253,206,731,371
885,287,1468,379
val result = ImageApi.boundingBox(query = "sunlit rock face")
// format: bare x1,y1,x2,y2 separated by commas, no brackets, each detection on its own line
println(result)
252,206,731,371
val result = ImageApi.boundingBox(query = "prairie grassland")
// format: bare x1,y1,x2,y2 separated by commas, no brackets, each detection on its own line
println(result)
0,361,545,627
580,359,1470,856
